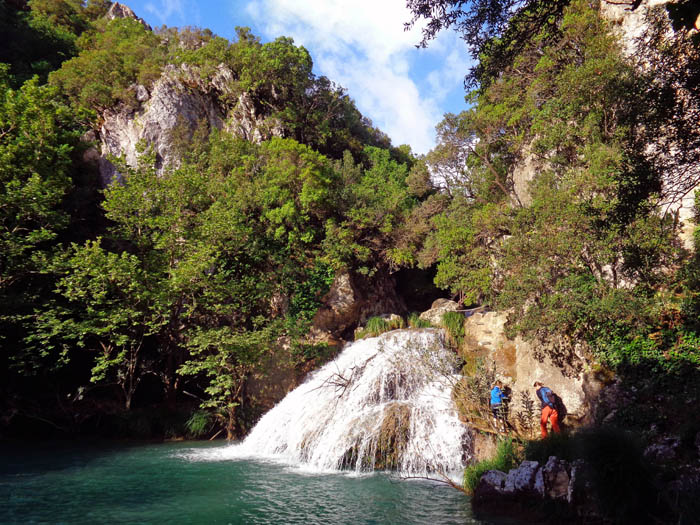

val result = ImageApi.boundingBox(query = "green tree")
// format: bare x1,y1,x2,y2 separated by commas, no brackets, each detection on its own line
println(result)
50,16,165,111
36,133,344,430
35,240,165,410
0,68,81,294
425,0,683,351
406,0,571,88
323,147,419,273
179,324,279,439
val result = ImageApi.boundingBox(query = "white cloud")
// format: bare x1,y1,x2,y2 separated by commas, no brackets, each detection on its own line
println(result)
241,0,471,154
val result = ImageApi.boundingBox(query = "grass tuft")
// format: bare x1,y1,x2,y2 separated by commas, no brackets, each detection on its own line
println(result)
355,315,405,339
463,438,520,494
185,410,214,438
407,312,432,328
441,311,465,348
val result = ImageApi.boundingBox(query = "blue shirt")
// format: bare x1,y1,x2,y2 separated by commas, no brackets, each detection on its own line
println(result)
490,386,504,406
537,387,555,409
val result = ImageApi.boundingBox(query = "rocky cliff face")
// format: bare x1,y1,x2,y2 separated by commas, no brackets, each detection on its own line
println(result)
97,64,283,185
511,1,699,248
462,309,605,426
106,2,151,30
601,0,699,248
92,6,283,185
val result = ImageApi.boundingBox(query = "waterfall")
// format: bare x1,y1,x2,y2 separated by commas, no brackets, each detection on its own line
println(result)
225,328,471,477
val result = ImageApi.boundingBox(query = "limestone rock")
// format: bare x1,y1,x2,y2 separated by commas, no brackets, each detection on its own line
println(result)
644,436,681,463
106,2,152,30
542,456,570,500
226,92,283,143
470,431,499,463
462,309,593,426
419,299,459,325
474,456,602,521
600,0,699,250
96,62,283,185
135,84,149,103
98,66,225,184
310,270,406,342
533,466,545,497
567,459,601,520
312,272,359,336
473,469,508,506
503,460,540,494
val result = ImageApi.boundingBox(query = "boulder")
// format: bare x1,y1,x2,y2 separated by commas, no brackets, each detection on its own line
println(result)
472,469,508,506
419,299,459,325
312,272,360,336
312,270,406,341
474,456,602,521
542,456,570,500
567,459,601,520
644,436,681,463
503,460,540,494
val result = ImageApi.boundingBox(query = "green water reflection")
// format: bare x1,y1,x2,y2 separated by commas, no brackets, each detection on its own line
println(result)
0,440,510,524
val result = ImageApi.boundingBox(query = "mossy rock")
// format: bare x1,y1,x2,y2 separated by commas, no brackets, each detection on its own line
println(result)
374,402,412,470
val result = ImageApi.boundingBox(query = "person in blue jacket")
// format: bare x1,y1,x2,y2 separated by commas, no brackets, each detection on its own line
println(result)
490,380,508,432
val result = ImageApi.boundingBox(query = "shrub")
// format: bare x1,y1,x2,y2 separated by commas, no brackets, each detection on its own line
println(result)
407,312,432,328
185,410,214,438
355,315,405,339
440,311,465,348
452,357,497,429
463,438,520,494
50,18,166,111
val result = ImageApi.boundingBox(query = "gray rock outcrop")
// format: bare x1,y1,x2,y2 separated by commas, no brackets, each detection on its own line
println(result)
419,298,460,325
474,457,601,521
542,456,570,500
503,460,540,494
311,270,407,343
106,2,152,30
95,61,286,185
98,67,221,184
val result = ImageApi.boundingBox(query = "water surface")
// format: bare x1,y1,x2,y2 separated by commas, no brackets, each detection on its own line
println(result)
1,440,513,524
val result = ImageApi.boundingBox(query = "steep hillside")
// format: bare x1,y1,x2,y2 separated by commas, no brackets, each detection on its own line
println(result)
409,0,700,521
0,0,430,439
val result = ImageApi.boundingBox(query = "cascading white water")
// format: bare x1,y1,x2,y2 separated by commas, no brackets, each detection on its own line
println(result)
226,328,471,478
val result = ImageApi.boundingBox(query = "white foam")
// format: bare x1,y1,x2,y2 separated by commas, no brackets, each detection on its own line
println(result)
183,329,470,479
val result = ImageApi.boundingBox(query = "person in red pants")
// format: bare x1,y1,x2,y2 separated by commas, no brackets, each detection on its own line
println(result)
533,381,560,438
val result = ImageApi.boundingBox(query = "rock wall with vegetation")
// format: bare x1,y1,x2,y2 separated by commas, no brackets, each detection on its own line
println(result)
406,0,700,522
2,2,700,520
0,0,431,440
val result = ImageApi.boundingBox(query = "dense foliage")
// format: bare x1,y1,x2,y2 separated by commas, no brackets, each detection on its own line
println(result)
2,0,699,464
418,0,699,379
0,1,426,439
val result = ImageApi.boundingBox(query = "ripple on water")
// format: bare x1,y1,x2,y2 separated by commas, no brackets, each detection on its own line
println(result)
1,441,511,525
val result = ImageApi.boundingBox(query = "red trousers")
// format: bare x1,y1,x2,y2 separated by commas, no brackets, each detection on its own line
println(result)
540,405,560,438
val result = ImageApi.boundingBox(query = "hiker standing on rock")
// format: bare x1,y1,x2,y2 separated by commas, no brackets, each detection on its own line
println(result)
490,380,508,433
534,381,560,438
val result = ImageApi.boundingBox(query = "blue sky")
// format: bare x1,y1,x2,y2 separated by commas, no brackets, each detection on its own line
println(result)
122,0,472,155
